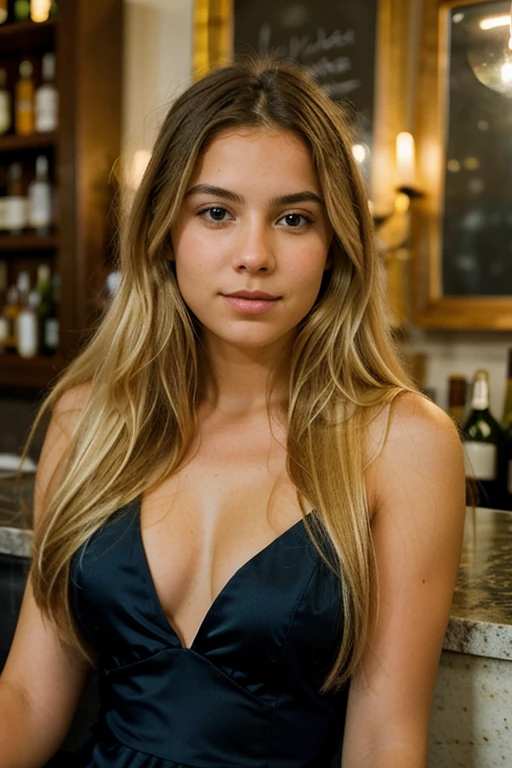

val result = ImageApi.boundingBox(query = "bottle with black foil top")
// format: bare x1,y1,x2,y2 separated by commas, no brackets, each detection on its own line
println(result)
463,369,504,509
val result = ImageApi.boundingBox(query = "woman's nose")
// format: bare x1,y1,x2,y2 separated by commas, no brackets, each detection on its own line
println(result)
234,222,276,273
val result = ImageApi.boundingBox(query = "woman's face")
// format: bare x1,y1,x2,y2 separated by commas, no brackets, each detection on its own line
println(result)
171,127,333,355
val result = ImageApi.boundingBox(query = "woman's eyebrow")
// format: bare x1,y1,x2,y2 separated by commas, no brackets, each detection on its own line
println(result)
184,184,325,207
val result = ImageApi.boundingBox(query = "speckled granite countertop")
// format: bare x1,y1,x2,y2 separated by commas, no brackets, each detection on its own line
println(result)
1,476,511,661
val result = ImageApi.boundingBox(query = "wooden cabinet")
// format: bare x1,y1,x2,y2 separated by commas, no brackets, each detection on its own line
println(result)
0,0,122,391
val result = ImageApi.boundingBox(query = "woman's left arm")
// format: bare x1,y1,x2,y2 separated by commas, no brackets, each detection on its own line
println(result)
341,392,466,768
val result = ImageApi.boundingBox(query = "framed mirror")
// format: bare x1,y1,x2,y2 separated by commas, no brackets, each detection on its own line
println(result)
413,0,512,329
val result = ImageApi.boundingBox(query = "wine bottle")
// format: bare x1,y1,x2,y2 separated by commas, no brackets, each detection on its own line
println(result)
501,348,512,510
447,375,466,426
15,59,35,136
35,52,58,132
0,68,12,135
463,369,504,509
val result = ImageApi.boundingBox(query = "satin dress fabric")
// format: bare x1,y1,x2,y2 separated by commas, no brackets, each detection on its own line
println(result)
69,499,348,767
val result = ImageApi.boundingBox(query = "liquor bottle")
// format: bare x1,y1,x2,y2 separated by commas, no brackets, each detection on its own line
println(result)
0,261,7,354
28,155,52,233
6,162,28,235
0,68,11,135
462,369,504,509
2,285,20,351
14,0,30,20
35,263,57,353
35,52,58,132
15,59,35,136
447,375,466,426
501,348,512,510
30,0,56,22
17,289,40,358
0,0,8,24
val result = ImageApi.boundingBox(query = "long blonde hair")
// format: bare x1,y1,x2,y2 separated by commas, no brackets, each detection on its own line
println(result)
31,56,415,690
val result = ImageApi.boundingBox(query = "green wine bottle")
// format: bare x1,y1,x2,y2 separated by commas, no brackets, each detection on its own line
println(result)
463,369,504,509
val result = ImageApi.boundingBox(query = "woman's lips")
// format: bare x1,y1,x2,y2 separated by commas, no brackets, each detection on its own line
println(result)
221,293,280,315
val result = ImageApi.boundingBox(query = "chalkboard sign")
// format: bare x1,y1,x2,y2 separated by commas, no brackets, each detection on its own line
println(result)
234,0,379,143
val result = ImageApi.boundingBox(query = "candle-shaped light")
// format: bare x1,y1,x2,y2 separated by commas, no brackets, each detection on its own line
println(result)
396,132,416,189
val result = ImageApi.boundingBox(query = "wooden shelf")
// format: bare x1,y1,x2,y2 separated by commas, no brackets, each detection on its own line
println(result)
0,132,57,151
0,234,59,251
0,353,63,390
0,19,56,55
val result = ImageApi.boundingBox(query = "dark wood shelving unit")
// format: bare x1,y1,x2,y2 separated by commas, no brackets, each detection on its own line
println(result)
0,0,123,392
0,354,64,391
0,234,59,251
0,132,57,151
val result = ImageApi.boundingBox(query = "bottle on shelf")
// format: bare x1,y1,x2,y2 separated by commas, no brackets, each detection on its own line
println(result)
30,0,57,23
14,0,31,20
0,68,12,135
6,162,28,236
28,155,52,233
2,284,21,351
35,52,58,132
462,369,505,509
36,263,58,354
15,59,35,136
501,348,512,510
17,289,40,358
447,375,466,426
0,260,7,354
17,269,30,306
0,0,8,24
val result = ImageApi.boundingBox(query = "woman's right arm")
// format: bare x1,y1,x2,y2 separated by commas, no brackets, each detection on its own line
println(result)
0,386,92,768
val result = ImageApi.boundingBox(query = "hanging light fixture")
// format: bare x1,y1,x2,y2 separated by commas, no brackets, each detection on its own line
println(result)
467,1,512,96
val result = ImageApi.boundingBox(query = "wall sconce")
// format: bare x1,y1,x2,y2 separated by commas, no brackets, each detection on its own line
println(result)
468,2,512,96
367,132,424,328
372,132,423,249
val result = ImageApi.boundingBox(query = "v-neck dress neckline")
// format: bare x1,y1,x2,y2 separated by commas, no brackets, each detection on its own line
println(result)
70,499,347,768
135,497,311,651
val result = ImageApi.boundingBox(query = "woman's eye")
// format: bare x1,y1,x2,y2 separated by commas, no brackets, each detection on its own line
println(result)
280,212,311,228
200,206,229,222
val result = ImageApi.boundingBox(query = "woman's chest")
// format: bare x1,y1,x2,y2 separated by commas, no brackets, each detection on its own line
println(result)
139,435,308,649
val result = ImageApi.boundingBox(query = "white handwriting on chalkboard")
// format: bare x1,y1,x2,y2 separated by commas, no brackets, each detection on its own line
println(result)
306,56,352,79
258,24,355,61
322,80,361,97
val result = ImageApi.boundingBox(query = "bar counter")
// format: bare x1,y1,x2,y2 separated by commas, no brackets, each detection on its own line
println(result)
1,474,511,767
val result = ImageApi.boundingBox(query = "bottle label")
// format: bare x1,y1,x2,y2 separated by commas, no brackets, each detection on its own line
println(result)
464,442,497,481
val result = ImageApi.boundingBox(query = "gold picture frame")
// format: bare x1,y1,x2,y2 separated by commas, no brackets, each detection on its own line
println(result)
412,0,512,330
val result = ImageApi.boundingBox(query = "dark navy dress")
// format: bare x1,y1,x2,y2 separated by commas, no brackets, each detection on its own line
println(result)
69,499,348,767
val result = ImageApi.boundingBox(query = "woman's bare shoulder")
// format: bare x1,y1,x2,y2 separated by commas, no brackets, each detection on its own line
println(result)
33,383,92,525
52,382,92,437
366,390,464,512
368,390,460,458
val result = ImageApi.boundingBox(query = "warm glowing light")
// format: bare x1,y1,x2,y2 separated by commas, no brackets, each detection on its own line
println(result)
503,62,512,82
396,132,415,188
352,143,367,164
479,14,510,30
128,149,152,190
30,0,52,22
447,159,461,172
463,157,480,171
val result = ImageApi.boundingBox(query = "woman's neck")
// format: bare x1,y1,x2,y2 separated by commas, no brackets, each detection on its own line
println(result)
199,336,292,418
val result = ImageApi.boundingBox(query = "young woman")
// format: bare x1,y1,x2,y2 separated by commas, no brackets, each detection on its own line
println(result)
0,58,465,768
